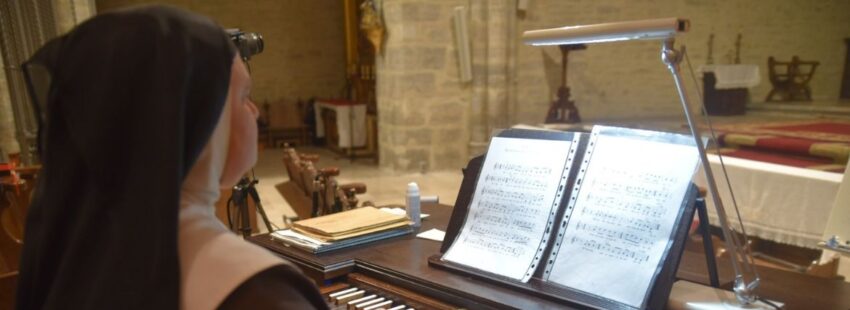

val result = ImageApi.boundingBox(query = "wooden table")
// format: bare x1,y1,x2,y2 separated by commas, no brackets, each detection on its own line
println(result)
249,203,454,282
251,203,850,309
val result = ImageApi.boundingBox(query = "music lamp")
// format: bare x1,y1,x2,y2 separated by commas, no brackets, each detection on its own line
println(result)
523,18,761,305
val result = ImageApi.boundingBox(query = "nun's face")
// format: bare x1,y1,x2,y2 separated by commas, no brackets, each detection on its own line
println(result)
221,55,260,187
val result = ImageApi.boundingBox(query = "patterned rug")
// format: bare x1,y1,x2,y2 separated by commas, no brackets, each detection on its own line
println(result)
705,119,850,172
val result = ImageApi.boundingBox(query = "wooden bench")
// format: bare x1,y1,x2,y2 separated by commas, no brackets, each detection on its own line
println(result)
279,147,366,220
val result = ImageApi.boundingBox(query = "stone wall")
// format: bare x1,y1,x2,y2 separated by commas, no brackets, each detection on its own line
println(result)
54,0,98,34
0,52,15,156
16,1,848,170
97,0,347,105
515,0,850,123
379,0,850,171
377,0,472,171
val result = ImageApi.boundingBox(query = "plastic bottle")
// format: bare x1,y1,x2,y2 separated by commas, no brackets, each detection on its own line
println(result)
406,182,421,227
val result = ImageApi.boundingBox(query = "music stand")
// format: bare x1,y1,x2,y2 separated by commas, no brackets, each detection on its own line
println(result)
523,17,761,305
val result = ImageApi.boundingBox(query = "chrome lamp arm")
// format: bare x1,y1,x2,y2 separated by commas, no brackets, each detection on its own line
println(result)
661,39,759,304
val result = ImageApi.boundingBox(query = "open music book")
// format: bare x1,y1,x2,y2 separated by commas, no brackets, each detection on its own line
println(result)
440,126,700,309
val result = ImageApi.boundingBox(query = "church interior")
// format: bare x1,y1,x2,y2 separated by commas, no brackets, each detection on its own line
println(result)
2,0,850,308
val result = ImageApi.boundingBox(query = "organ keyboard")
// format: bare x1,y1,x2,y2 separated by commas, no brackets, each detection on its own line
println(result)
323,273,458,310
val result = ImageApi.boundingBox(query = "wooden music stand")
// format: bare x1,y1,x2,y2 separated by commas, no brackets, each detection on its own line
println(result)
430,150,717,309
545,44,586,124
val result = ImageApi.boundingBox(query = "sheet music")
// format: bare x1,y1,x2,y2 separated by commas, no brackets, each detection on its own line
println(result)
546,127,698,308
443,136,574,282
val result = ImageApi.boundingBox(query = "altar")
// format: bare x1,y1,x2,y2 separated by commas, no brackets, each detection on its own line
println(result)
314,99,367,149
695,154,843,248
701,64,760,116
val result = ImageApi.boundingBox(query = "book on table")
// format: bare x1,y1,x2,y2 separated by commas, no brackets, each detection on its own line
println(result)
272,206,413,254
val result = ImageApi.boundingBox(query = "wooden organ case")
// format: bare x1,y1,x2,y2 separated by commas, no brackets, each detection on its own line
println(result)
249,156,850,309
250,157,582,309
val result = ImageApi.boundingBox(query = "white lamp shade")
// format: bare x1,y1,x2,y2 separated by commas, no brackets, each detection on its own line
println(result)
523,17,689,46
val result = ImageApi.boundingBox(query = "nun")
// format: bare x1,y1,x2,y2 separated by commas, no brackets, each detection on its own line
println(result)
17,5,327,309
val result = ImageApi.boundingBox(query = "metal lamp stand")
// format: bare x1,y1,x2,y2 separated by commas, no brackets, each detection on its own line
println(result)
661,39,760,305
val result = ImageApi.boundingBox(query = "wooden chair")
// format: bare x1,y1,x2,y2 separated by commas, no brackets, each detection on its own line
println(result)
320,108,340,151
766,56,819,102
333,179,367,211
0,177,33,272
280,147,368,219
0,169,36,308
261,100,309,148
300,161,328,217
280,148,324,219
281,147,319,196
299,161,367,218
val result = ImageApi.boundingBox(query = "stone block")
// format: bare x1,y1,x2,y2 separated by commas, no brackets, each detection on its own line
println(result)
386,47,447,71
432,147,465,170
402,2,440,22
400,108,427,127
406,128,433,145
381,1,403,24
389,127,431,146
379,148,398,169
396,73,436,96
400,148,430,170
428,102,464,125
435,127,465,143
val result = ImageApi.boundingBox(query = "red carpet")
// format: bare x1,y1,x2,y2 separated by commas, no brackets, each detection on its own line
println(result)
763,122,850,137
717,148,844,172
711,119,850,142
706,119,850,172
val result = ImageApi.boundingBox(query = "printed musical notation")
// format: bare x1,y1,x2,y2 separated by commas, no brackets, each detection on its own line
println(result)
546,129,699,308
570,235,651,264
459,160,558,257
483,174,547,190
443,136,573,282
491,162,553,176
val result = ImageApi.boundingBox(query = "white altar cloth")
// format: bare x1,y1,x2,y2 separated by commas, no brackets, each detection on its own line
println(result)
701,64,761,89
694,154,842,248
314,100,367,148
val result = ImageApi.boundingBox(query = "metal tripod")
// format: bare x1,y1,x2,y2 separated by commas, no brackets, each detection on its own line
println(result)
227,176,274,239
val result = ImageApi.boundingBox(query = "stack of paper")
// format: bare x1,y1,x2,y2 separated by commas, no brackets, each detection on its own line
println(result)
271,207,413,254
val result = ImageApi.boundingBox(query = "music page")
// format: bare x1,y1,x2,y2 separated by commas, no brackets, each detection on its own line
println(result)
546,128,698,308
443,136,573,282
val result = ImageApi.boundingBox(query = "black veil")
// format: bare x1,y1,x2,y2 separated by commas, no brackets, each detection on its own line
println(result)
17,5,236,309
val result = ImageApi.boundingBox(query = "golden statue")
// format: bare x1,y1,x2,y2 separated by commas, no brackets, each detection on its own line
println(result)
360,0,384,53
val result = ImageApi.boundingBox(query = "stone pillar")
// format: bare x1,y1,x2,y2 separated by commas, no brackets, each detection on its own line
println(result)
467,0,515,158
0,52,16,158
467,0,489,156
485,0,509,131
377,0,471,171
54,0,97,34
